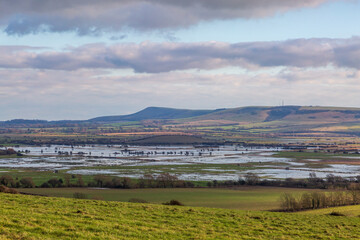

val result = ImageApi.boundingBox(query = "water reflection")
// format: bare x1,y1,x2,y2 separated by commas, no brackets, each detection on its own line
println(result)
0,145,358,180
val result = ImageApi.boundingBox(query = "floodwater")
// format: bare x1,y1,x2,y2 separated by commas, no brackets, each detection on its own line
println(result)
0,145,359,180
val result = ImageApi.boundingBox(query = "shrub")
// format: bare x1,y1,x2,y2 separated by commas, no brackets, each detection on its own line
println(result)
244,173,260,185
0,175,15,187
20,177,35,188
0,148,17,155
40,182,50,188
73,192,88,199
156,173,179,188
280,193,300,211
0,185,18,194
47,178,63,188
128,198,148,203
329,211,345,216
163,200,184,206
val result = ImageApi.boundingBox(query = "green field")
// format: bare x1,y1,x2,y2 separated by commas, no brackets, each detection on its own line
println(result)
0,169,94,186
1,192,360,239
19,187,325,211
300,204,360,217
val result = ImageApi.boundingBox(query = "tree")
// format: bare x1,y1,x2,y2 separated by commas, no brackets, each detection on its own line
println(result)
77,175,85,187
348,183,360,204
64,174,71,187
280,193,299,211
121,177,133,189
93,175,109,187
308,172,323,187
156,173,178,188
20,177,35,188
244,173,260,185
0,175,14,187
142,174,155,188
47,178,63,188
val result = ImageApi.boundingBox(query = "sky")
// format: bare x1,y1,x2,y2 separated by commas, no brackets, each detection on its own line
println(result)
1,0,360,120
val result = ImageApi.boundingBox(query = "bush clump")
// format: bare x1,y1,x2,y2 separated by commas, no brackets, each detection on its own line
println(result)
329,211,346,216
0,185,18,194
128,198,149,203
73,192,88,199
163,200,184,206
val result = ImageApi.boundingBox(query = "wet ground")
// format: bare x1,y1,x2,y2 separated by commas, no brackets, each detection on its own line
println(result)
1,145,359,181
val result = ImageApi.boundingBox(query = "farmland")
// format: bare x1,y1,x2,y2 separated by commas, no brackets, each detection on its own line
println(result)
18,186,320,211
300,204,360,217
3,106,360,147
2,106,360,238
1,192,360,239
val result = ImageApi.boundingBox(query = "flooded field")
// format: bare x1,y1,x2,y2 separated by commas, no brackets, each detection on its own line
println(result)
1,145,360,181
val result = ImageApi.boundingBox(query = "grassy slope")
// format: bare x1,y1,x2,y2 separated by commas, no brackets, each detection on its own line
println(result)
300,204,360,217
186,106,360,134
1,193,360,239
19,187,320,211
89,107,217,122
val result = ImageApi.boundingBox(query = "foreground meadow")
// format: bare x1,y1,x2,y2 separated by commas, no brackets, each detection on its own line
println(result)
1,193,360,239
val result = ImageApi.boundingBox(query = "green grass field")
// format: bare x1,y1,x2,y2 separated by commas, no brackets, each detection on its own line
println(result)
300,204,360,217
0,169,94,186
1,192,360,239
19,187,324,211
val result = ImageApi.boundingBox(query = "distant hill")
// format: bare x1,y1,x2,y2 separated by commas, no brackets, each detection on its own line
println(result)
89,107,224,122
90,105,360,124
192,106,360,123
4,106,360,128
0,119,86,127
2,119,48,125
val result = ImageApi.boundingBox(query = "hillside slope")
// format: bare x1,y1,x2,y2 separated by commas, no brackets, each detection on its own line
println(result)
195,106,360,123
89,107,222,122
1,193,360,239
90,105,360,125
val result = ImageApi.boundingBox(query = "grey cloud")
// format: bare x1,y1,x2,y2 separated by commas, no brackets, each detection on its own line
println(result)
0,0,341,35
2,37,360,72
333,41,360,69
0,67,359,120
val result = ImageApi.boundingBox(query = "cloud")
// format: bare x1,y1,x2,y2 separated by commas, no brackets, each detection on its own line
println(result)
1,37,360,72
0,0,341,35
0,67,359,120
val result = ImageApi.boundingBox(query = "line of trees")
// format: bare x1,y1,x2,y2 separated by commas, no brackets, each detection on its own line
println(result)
0,175,35,188
2,171,360,190
280,184,360,211
0,148,23,156
205,172,360,189
236,172,360,189
0,173,195,189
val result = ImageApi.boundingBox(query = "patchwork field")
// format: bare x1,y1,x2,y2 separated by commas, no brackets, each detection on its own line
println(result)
4,106,360,146
3,107,360,238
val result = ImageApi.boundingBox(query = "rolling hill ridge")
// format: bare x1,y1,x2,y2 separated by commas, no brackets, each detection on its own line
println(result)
90,105,360,124
89,106,224,122
3,106,360,134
